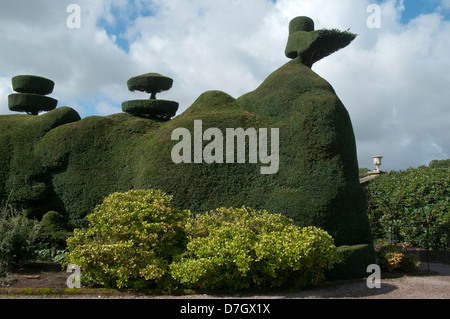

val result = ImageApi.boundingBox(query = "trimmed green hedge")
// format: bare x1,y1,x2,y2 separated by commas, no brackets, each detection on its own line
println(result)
12,75,55,95
326,244,376,280
8,93,58,115
122,99,179,121
367,167,450,249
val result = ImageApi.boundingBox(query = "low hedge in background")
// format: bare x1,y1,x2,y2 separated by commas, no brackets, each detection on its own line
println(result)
366,167,449,250
326,244,376,280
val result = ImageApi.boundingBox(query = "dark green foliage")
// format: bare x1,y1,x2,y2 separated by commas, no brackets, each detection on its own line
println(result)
429,159,450,168
0,204,41,272
1,58,370,248
123,73,179,120
326,244,376,280
236,58,371,246
122,99,179,121
0,107,81,221
367,167,449,249
288,16,315,33
12,75,55,95
34,113,160,228
39,211,71,251
8,93,58,115
8,75,59,116
127,73,173,99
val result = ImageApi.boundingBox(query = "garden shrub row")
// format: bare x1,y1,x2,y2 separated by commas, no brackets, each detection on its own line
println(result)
64,189,342,291
366,167,449,250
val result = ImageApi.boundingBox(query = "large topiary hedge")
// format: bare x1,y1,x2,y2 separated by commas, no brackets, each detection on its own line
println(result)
0,17,374,278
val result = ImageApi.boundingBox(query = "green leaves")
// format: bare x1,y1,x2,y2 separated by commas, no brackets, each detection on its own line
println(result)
65,194,340,292
65,189,190,289
367,167,450,249
170,207,339,291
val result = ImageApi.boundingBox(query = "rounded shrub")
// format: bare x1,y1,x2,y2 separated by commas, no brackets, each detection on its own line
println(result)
378,244,420,273
12,75,55,95
64,189,190,289
169,207,339,291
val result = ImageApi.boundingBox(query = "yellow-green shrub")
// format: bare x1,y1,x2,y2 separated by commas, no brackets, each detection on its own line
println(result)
64,189,190,289
170,207,339,291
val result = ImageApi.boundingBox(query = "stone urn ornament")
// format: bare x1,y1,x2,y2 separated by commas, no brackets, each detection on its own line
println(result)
372,156,383,172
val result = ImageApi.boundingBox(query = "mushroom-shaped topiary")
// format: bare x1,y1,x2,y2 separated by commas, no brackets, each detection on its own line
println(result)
122,73,179,121
127,73,174,100
285,16,357,68
8,75,58,115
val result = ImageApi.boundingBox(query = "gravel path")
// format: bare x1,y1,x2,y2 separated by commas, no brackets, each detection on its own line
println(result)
152,263,450,300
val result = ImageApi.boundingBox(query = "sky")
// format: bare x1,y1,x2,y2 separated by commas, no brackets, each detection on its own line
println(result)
0,0,449,171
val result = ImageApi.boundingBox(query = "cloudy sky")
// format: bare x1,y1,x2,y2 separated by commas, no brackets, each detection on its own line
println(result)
0,0,449,171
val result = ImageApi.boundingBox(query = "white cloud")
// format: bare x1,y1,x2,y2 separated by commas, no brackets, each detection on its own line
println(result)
0,0,448,170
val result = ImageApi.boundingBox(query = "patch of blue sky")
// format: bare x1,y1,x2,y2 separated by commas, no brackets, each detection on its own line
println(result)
97,1,156,53
400,0,441,23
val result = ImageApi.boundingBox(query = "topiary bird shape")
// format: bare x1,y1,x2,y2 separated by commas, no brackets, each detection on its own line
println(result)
285,16,357,68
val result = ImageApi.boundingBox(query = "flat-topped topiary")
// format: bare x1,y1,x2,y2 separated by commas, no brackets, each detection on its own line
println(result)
8,75,58,115
8,93,58,116
122,72,179,121
12,75,55,95
122,99,179,121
